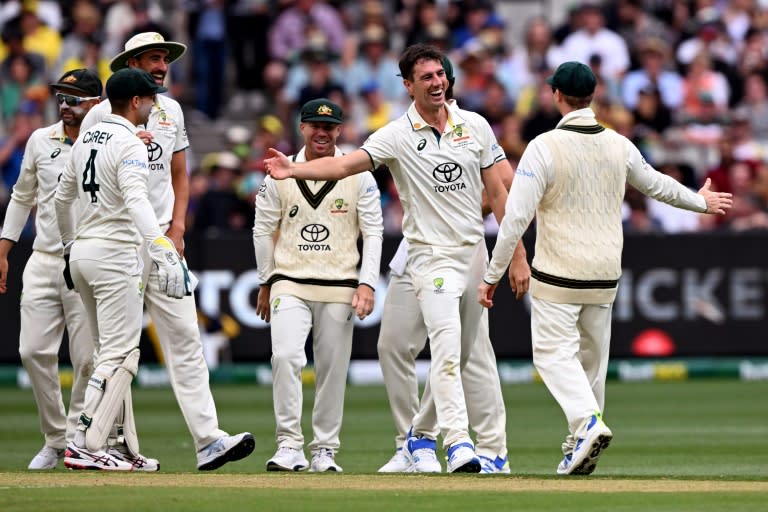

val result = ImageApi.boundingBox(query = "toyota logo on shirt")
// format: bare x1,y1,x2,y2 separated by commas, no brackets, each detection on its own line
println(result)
147,141,163,162
433,162,463,183
432,162,466,193
299,224,331,251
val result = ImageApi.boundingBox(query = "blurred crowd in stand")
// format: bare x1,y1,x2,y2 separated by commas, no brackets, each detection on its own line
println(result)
2,0,768,239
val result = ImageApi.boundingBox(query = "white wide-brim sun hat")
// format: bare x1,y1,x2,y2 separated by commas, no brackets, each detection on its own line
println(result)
109,32,187,72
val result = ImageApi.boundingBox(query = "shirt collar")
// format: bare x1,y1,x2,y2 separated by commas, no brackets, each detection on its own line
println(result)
103,113,141,132
406,100,466,133
47,120,73,145
556,107,598,129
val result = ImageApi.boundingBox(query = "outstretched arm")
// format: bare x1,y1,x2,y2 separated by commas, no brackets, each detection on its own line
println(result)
264,147,373,181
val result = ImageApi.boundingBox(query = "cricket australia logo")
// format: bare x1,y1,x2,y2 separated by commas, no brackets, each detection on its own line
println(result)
432,162,466,192
272,297,280,313
299,223,331,251
433,277,445,293
331,198,348,214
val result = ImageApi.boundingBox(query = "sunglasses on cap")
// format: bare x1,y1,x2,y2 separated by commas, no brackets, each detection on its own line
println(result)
55,93,100,107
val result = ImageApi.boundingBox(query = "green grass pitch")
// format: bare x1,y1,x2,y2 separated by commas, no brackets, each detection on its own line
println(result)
1,379,767,511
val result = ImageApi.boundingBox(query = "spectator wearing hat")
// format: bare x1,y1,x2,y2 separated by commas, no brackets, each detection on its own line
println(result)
621,38,684,111
0,68,102,471
194,151,252,232
344,24,407,106
80,32,256,471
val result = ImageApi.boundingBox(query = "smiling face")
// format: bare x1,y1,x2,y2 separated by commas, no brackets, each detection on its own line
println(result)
404,57,447,113
128,49,170,85
300,121,341,160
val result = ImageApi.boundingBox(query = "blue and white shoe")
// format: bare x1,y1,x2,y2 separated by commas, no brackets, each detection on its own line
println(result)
479,454,511,474
556,413,612,475
446,441,481,473
404,429,441,473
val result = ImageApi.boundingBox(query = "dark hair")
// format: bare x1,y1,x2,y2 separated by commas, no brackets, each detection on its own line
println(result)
561,92,594,109
398,43,444,81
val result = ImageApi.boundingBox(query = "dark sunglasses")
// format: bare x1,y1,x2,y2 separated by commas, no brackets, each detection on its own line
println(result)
56,93,100,106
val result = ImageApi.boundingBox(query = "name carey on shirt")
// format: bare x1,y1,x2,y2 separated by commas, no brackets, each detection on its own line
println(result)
81,131,113,145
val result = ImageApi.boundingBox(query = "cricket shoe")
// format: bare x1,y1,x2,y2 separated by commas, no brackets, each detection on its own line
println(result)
557,413,612,475
309,448,343,472
266,446,309,471
28,445,65,470
479,454,511,474
108,444,160,472
404,431,441,473
63,443,133,471
446,441,481,473
197,432,255,471
378,448,412,473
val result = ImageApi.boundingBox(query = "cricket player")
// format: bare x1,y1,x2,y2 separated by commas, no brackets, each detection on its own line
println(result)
478,61,733,475
0,69,102,470
81,32,254,470
55,68,187,470
265,44,527,473
377,56,525,474
254,98,383,473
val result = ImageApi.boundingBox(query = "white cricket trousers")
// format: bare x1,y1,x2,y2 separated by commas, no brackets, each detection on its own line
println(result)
140,243,226,451
269,294,354,452
531,297,612,435
377,271,507,459
407,241,486,448
19,250,94,449
69,240,144,420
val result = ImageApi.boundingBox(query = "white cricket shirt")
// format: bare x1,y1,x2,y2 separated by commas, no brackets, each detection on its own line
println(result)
81,94,189,225
1,121,76,254
55,114,163,247
361,100,505,247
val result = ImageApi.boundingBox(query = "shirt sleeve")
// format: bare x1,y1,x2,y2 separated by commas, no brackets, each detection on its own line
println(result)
360,123,397,169
625,139,706,212
117,140,163,243
356,172,383,288
1,133,39,242
475,115,506,169
54,147,80,246
484,137,549,284
172,103,190,153
252,177,282,283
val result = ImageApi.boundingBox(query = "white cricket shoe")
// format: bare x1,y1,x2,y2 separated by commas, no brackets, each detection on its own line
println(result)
197,432,255,471
446,441,481,473
309,448,342,472
404,434,442,473
108,444,160,472
378,448,412,473
63,443,134,471
266,446,309,471
479,454,511,474
557,413,612,475
28,445,65,470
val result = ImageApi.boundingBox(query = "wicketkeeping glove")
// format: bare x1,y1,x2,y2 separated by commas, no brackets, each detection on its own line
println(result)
148,236,185,298
62,241,75,291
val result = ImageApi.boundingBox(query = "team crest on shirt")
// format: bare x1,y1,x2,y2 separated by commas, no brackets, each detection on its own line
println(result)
433,277,445,293
272,297,281,313
330,198,348,214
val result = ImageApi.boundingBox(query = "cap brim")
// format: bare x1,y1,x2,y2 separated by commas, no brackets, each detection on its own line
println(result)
301,116,342,124
545,75,555,86
109,42,187,72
